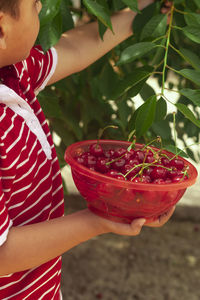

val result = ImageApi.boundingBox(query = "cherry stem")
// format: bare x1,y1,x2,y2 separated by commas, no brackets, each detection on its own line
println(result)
161,3,174,95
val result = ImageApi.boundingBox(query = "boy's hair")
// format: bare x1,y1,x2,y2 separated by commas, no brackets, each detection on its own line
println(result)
0,0,20,18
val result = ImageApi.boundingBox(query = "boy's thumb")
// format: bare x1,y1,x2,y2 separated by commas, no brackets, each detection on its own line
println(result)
130,218,146,234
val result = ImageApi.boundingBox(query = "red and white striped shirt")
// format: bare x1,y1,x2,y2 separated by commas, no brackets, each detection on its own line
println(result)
0,46,64,299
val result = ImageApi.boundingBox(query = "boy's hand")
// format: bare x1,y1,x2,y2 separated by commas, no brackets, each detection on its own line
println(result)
98,206,175,236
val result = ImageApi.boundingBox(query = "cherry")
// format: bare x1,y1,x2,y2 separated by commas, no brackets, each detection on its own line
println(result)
150,167,167,180
153,178,165,184
141,175,151,183
143,166,154,177
106,170,125,181
170,158,185,170
167,167,178,179
124,149,135,161
96,157,110,173
145,155,155,164
113,147,127,158
111,158,126,171
161,157,170,167
75,142,188,185
122,164,138,179
135,150,145,163
172,175,186,183
89,143,104,157
104,149,115,158
85,154,97,168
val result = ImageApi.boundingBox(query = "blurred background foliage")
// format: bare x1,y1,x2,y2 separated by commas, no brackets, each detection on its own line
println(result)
37,0,200,170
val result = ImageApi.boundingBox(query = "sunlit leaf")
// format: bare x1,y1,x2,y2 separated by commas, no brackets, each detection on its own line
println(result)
121,0,140,12
83,0,113,31
140,14,167,40
179,48,200,70
135,95,157,137
180,88,200,106
116,42,157,65
176,103,200,128
178,69,200,86
182,26,200,44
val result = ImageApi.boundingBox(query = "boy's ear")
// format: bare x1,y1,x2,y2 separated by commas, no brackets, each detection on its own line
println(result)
0,13,7,50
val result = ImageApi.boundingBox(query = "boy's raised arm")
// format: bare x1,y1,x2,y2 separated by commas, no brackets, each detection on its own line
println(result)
48,1,153,85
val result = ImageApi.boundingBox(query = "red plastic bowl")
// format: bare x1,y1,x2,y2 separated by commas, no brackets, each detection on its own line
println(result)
64,140,198,224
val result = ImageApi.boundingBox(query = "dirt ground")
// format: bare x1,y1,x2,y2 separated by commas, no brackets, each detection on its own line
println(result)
61,195,200,300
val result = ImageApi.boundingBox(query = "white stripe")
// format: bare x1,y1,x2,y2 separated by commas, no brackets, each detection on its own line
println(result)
0,220,12,246
0,152,21,170
13,156,38,183
0,107,7,121
27,166,52,198
36,59,44,83
0,176,15,180
9,182,32,199
24,84,31,94
33,156,47,178
12,186,52,219
37,284,56,300
52,170,60,181
49,199,64,216
36,108,42,116
0,257,60,293
52,184,62,197
0,205,6,216
30,96,37,105
35,47,58,94
1,114,16,139
16,140,38,169
6,121,25,153
18,204,51,226
23,274,57,300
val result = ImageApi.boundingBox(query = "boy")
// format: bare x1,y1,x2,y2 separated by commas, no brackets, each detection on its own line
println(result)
0,0,174,299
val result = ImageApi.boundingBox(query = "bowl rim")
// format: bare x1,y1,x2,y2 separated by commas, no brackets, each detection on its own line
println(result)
64,139,198,191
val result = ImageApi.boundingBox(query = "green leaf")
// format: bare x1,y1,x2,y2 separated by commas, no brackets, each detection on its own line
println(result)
184,12,200,26
39,11,63,50
182,26,200,44
179,48,200,71
98,20,108,40
116,42,157,65
163,145,188,158
40,0,62,26
135,95,157,137
60,0,74,32
121,0,140,12
140,14,167,40
180,88,200,106
176,103,200,128
178,69,200,86
110,67,152,100
139,82,155,100
127,78,147,98
154,97,167,122
83,0,113,31
193,0,200,8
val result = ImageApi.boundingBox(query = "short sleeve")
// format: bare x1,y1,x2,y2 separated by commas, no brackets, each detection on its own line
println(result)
25,45,58,94
0,185,12,246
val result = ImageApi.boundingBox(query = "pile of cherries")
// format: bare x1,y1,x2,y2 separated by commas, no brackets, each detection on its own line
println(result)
75,142,188,184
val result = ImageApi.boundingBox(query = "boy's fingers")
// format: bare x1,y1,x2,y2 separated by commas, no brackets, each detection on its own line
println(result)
110,218,146,236
130,218,146,235
145,206,175,227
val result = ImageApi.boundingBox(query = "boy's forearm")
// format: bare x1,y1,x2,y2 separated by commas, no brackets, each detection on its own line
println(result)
0,209,106,276
49,1,153,84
